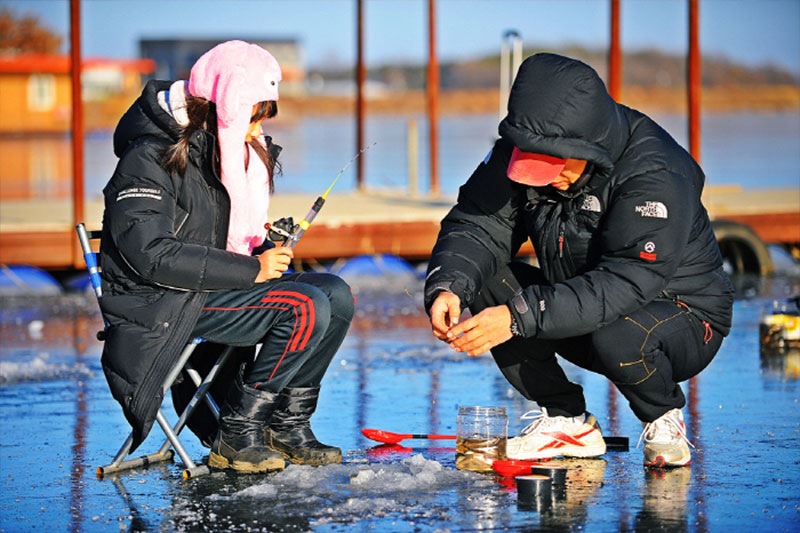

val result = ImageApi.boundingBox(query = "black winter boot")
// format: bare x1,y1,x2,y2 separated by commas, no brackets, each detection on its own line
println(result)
209,374,285,473
266,386,342,466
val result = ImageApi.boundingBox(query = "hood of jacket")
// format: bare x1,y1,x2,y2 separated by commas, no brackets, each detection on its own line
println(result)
499,53,629,174
113,80,181,157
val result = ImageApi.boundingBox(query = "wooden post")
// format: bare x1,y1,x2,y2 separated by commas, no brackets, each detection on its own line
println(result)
407,118,419,197
608,0,621,101
70,0,84,266
426,0,439,196
688,0,701,163
356,0,366,190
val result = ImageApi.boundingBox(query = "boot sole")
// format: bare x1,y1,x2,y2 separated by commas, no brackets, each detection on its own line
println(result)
271,445,343,466
267,431,343,466
283,450,343,467
209,451,285,473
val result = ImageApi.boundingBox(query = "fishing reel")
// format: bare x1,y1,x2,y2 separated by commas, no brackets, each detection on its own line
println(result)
265,217,298,244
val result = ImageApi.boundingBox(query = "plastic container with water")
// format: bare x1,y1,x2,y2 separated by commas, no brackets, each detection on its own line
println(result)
759,297,800,351
455,406,508,472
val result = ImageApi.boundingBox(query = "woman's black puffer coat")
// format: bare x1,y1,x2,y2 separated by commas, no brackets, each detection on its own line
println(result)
100,80,260,451
425,53,733,340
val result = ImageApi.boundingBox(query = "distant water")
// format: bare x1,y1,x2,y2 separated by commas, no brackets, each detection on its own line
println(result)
77,111,799,200
2,111,795,206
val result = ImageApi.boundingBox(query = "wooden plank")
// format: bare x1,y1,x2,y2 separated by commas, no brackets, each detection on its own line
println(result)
717,213,800,244
0,212,793,270
291,221,535,260
0,230,74,267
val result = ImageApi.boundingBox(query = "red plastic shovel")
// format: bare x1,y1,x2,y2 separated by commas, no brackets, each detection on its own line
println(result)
491,459,544,477
361,428,457,444
363,429,629,449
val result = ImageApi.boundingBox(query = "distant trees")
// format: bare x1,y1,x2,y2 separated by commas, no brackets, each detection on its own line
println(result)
311,45,798,91
0,8,63,54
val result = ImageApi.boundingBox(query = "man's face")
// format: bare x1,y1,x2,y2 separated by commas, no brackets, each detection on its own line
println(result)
551,159,588,190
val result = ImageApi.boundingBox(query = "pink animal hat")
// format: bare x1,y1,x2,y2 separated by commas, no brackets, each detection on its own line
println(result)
189,40,282,254
189,40,281,126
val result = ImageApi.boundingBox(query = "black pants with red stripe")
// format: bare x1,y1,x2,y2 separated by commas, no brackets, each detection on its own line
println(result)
473,262,724,423
191,272,354,392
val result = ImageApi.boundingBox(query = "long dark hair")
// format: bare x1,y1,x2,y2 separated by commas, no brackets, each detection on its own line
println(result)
245,100,281,192
163,97,281,191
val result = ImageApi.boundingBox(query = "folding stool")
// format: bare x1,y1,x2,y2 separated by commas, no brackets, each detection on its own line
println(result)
77,223,233,480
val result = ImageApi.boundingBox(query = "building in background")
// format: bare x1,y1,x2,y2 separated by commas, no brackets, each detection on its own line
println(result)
0,54,155,134
139,38,305,96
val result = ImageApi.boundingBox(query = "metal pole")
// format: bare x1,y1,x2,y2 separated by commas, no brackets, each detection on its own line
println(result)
499,39,509,121
356,0,366,190
499,30,521,122
427,0,439,196
608,0,621,101
511,33,522,80
70,0,84,267
688,0,701,162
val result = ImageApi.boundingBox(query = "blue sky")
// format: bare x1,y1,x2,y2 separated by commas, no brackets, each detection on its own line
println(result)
7,0,800,73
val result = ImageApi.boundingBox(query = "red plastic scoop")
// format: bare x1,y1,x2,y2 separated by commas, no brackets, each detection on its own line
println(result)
361,429,457,444
492,459,543,477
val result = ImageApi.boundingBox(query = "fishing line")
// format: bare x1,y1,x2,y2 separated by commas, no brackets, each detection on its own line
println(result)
268,141,377,248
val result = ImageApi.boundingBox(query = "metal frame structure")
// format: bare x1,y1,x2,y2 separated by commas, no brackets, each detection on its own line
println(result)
76,223,233,480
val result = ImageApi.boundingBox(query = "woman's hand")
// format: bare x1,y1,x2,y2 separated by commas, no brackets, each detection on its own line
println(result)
430,291,462,341
255,246,293,282
445,305,513,357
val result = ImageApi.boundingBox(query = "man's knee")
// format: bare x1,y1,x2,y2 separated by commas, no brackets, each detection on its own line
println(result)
589,323,658,385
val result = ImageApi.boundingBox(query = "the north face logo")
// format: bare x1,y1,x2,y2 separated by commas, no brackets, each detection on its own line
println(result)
581,195,602,212
635,201,668,219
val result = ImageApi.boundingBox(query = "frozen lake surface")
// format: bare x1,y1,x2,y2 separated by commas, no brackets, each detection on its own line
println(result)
1,272,799,532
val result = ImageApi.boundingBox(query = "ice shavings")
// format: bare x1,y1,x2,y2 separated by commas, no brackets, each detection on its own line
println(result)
350,453,444,490
198,454,492,527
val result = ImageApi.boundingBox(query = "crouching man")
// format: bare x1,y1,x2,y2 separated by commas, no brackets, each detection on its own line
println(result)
425,53,733,468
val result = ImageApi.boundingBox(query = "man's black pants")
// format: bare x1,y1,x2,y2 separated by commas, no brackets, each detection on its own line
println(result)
191,272,354,392
471,262,724,423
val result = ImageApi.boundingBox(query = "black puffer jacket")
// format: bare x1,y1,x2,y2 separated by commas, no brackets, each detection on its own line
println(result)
100,80,260,450
425,54,733,339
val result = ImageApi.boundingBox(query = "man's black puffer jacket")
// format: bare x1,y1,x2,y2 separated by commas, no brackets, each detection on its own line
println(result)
100,80,260,451
425,54,733,340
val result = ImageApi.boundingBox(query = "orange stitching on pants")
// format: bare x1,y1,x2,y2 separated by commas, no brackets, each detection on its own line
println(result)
616,310,689,385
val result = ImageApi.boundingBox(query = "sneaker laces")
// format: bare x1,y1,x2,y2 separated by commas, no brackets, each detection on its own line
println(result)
518,409,546,435
637,412,695,449
518,407,584,436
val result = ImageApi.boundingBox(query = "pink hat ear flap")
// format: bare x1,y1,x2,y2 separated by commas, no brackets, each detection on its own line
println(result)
214,65,247,126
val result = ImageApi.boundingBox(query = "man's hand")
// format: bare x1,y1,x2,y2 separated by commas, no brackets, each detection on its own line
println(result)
446,305,513,356
430,291,462,341
255,246,293,282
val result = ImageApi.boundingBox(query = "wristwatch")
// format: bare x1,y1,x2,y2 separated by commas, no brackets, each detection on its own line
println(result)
509,314,522,337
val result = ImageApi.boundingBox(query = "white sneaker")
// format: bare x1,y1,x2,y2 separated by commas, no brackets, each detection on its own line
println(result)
639,408,693,468
506,407,607,460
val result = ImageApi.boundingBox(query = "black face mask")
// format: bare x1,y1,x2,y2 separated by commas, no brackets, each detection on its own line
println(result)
569,162,595,191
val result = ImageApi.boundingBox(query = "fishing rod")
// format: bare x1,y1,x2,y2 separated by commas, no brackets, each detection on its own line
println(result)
266,142,377,249
362,428,630,450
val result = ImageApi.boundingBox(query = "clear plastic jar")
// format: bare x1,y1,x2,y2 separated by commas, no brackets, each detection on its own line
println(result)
455,406,508,471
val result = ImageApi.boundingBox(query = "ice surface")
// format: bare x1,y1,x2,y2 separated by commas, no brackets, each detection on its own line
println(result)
0,352,94,384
